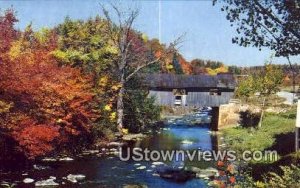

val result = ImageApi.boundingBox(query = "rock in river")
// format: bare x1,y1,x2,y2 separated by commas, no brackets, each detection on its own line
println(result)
58,157,74,161
122,133,146,141
152,162,164,166
66,174,86,183
107,142,125,147
33,164,49,170
23,178,34,184
136,166,146,170
35,179,59,187
195,167,219,179
41,157,57,162
181,139,194,145
157,168,196,183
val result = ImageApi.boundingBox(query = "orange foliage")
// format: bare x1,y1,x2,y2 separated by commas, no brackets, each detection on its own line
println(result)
229,176,236,184
217,160,225,167
155,51,162,59
178,56,193,74
0,9,18,57
13,124,60,159
0,16,96,158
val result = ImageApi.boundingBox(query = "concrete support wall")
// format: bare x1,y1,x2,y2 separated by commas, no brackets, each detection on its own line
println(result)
218,103,241,129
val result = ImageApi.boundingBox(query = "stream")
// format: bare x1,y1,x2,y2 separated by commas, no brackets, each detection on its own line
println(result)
0,113,220,187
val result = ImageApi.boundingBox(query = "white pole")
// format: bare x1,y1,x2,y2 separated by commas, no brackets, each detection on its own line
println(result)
296,100,300,151
158,0,161,42
296,127,299,152
296,99,300,128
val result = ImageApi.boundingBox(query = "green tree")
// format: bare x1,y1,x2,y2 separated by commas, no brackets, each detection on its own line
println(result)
228,65,241,74
124,77,161,133
214,0,299,97
256,63,284,96
53,16,117,79
236,60,283,127
235,75,255,99
172,53,184,74
257,62,283,127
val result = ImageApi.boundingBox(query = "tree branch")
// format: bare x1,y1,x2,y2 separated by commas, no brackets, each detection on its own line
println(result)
253,0,300,40
125,58,160,82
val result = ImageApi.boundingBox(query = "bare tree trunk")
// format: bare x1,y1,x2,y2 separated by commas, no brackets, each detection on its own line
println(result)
117,82,125,132
117,65,125,132
258,97,266,128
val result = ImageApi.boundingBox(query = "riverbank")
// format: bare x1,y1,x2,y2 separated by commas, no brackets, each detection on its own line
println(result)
221,110,298,182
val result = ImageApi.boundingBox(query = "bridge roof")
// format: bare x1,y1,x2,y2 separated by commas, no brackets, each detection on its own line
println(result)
141,73,236,90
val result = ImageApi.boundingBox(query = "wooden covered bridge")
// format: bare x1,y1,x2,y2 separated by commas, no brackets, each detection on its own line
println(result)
142,73,236,131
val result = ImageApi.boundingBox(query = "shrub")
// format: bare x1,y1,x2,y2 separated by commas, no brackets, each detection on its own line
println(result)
239,110,260,128
267,165,300,188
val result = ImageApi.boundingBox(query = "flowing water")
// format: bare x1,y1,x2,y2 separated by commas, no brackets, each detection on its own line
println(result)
0,119,219,187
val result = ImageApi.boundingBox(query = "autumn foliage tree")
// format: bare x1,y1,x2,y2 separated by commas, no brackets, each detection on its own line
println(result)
101,4,181,131
0,9,18,60
0,12,96,159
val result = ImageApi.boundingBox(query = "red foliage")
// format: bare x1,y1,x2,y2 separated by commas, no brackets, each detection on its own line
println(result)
0,9,18,51
0,11,96,158
229,176,236,184
13,123,60,159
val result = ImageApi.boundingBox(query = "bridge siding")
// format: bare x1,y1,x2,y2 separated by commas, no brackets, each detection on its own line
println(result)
186,92,233,107
149,90,234,107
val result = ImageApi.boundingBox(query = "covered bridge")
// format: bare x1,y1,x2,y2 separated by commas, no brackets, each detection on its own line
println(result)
141,73,236,130
142,73,236,107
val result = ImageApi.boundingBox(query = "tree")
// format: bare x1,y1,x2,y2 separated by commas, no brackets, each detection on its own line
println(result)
0,9,18,55
123,77,161,133
101,4,181,131
0,22,96,159
235,60,283,127
214,0,300,96
172,53,184,74
228,65,241,74
235,76,255,99
256,63,284,96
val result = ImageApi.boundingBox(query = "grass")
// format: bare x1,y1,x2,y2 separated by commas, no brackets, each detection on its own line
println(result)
222,110,297,180
222,112,295,158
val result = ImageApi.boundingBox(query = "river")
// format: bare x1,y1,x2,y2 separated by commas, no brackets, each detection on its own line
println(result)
0,115,220,187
